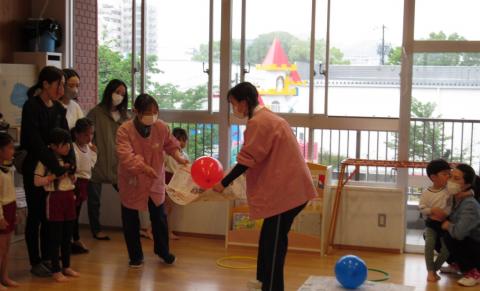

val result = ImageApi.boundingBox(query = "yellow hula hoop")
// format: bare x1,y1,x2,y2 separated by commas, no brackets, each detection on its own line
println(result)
216,256,257,269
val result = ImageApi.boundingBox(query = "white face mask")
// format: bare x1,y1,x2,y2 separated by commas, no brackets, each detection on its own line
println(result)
232,105,246,119
447,180,462,195
64,87,79,100
112,93,124,106
140,115,158,126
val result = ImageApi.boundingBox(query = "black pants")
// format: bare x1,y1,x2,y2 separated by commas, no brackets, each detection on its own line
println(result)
121,199,170,262
443,233,480,272
257,203,306,291
87,181,103,236
72,203,83,241
49,220,74,273
24,174,49,266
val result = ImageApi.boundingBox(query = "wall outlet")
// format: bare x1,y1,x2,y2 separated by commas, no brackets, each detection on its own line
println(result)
378,213,386,227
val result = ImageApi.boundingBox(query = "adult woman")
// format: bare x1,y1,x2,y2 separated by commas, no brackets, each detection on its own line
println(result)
60,68,84,129
213,82,316,291
20,66,70,277
441,163,480,287
116,94,187,267
86,79,129,240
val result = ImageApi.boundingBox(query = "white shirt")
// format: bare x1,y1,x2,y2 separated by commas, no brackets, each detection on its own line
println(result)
0,166,16,219
73,143,97,179
165,149,189,174
111,110,121,122
419,187,452,217
63,100,84,129
34,160,75,192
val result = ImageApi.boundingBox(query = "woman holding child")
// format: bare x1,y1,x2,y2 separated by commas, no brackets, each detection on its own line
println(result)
441,164,480,287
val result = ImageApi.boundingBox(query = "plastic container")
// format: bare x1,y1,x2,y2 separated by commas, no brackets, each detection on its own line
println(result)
24,18,61,52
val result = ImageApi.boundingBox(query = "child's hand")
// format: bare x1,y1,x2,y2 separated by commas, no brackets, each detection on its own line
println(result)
0,218,9,230
143,165,159,178
89,143,97,153
176,157,189,166
430,207,447,221
173,150,189,165
70,175,77,183
212,182,225,193
47,174,56,183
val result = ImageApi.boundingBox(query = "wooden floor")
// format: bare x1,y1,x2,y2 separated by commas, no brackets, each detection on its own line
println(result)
8,229,468,290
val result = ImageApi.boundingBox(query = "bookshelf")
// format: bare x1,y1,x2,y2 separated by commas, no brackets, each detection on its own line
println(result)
225,163,333,254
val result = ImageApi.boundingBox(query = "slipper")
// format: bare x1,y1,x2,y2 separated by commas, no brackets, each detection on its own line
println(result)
93,234,111,241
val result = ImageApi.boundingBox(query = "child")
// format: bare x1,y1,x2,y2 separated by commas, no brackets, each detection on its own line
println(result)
419,159,452,282
164,127,190,240
0,133,20,288
165,128,189,176
34,128,79,282
116,94,188,268
71,118,97,254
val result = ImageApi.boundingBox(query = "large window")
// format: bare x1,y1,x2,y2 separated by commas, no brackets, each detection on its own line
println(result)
97,1,480,253
98,0,134,100
326,0,403,117
412,53,480,120
243,0,313,114
415,0,480,41
97,0,480,168
145,0,212,111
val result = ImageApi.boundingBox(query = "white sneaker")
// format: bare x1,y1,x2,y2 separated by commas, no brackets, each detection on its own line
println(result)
246,279,262,290
457,276,479,287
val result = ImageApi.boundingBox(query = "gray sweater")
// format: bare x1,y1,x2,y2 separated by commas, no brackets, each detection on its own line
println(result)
448,195,480,241
87,105,128,184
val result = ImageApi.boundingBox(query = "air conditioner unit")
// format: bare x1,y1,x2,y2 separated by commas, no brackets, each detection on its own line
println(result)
13,52,62,72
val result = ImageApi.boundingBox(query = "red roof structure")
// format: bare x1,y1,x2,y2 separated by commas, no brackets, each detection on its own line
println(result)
261,38,302,82
262,38,290,66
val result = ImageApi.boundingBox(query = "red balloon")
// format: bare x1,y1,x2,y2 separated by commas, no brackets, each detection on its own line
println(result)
191,156,224,189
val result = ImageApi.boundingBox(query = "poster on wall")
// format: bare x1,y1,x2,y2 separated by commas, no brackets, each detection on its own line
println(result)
0,64,36,128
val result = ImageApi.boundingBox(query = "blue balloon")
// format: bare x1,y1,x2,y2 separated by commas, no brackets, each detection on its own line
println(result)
335,255,368,289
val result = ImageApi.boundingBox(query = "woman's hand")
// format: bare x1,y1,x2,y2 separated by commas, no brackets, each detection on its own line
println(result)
173,150,189,165
212,182,225,193
143,165,159,178
441,220,450,231
176,157,189,166
430,207,447,221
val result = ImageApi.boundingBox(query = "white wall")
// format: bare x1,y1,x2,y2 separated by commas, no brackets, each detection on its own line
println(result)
325,183,406,251
78,184,228,236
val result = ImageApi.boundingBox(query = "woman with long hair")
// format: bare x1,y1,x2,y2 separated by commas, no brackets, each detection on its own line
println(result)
86,79,129,240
